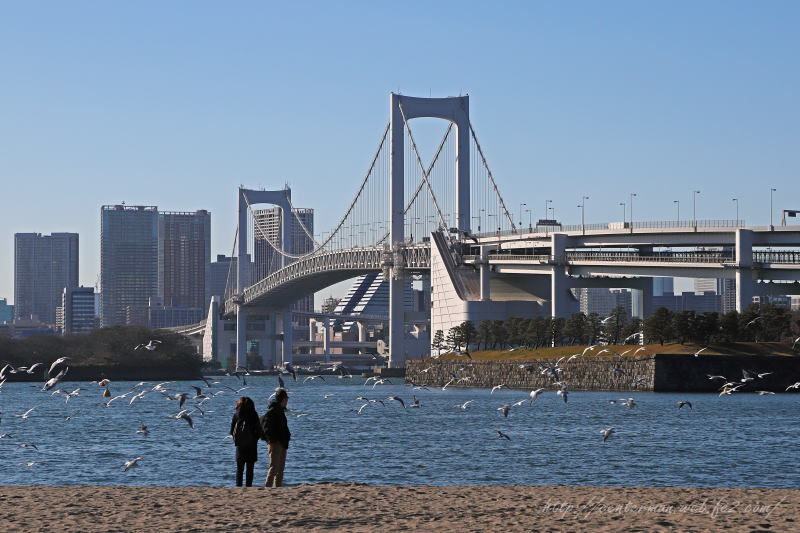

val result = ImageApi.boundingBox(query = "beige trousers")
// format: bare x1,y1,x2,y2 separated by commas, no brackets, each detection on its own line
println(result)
265,442,287,487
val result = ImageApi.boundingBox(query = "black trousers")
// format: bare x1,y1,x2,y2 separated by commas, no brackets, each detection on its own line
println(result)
236,458,255,487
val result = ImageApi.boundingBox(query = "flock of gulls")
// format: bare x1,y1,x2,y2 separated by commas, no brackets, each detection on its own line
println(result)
1,337,798,475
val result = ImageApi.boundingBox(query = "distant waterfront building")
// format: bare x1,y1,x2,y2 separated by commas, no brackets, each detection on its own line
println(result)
14,232,79,325
578,288,632,318
753,294,792,308
720,279,737,314
60,286,97,335
252,206,314,312
158,210,211,314
0,298,13,324
5,316,55,338
652,291,721,314
320,296,341,314
652,278,674,297
101,205,158,327
691,278,737,313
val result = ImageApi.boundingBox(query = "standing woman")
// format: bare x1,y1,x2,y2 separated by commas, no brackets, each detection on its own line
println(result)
230,397,262,487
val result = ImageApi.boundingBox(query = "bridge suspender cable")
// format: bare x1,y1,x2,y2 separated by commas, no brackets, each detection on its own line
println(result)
375,122,454,245
469,122,517,233
398,103,450,231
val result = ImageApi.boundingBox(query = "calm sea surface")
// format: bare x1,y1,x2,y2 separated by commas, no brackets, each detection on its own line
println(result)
0,376,797,488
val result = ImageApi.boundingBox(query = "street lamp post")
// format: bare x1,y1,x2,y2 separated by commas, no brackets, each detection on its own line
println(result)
578,195,589,234
732,198,739,225
692,190,700,227
487,213,498,234
619,202,626,225
525,209,532,231
770,188,777,229
673,200,680,224
629,193,637,229
518,203,527,231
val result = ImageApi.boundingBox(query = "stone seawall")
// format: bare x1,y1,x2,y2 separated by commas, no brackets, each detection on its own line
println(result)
406,354,800,392
406,356,657,392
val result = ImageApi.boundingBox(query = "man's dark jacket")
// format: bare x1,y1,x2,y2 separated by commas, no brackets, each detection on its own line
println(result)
261,401,291,448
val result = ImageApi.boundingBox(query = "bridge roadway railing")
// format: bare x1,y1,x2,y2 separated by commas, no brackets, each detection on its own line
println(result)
463,250,800,265
754,251,800,264
227,244,430,313
475,219,748,238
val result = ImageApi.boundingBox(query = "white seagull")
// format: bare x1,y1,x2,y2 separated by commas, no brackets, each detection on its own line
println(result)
134,340,162,351
693,347,708,358
490,384,507,394
123,456,143,472
601,427,615,442
529,388,545,404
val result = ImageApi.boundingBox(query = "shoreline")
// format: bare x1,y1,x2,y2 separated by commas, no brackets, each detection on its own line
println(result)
0,484,795,532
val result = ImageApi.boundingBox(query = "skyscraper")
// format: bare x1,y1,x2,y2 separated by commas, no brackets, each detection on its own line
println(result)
158,210,211,309
14,232,79,324
100,205,158,327
252,206,314,312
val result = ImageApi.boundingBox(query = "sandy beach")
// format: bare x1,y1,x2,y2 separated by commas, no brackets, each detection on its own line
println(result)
0,484,795,532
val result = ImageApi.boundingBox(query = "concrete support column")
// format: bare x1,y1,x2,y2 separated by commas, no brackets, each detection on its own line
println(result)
235,307,247,369
550,233,571,318
323,318,331,362
735,229,755,312
478,245,492,301
282,310,293,366
308,318,316,342
388,276,405,368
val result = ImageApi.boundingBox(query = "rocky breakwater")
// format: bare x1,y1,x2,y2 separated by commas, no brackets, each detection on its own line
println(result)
406,356,657,392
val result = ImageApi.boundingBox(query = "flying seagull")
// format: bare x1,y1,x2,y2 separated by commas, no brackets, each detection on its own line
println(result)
693,347,708,358
678,400,693,409
137,422,150,436
496,430,511,440
123,456,143,472
497,404,511,418
134,340,162,351
601,427,615,442
455,400,475,410
490,384,507,394
173,410,195,428
47,357,70,378
387,396,406,408
529,388,545,404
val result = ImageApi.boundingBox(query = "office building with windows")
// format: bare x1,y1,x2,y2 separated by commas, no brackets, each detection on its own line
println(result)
158,210,211,310
14,232,79,325
60,286,97,335
100,205,158,327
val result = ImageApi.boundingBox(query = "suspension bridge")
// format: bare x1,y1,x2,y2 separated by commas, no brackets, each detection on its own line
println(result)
218,93,800,370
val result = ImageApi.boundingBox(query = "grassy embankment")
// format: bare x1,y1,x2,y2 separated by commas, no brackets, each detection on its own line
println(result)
437,342,798,361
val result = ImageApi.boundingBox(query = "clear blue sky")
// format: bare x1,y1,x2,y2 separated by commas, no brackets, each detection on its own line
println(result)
1,1,798,304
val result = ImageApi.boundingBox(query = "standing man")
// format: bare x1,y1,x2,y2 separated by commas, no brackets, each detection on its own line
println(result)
261,388,291,487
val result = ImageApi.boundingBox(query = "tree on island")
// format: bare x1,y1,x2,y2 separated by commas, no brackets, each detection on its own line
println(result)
431,329,445,356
